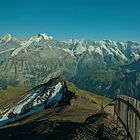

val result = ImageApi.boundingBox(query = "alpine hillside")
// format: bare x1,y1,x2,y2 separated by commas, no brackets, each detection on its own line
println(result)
0,77,125,140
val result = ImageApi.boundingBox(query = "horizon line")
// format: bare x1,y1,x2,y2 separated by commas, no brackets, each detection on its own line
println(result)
0,32,139,43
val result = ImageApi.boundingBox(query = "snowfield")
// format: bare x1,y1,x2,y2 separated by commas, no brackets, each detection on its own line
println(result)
0,80,65,126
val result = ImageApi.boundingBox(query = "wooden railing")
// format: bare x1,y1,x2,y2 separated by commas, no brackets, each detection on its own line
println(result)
114,95,140,140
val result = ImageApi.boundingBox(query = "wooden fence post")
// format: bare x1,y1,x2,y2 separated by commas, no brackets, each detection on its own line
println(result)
126,101,129,140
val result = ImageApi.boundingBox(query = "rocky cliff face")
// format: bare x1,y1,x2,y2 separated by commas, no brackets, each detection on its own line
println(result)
71,58,140,99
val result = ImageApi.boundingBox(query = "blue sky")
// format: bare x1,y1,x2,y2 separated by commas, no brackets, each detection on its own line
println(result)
0,0,140,41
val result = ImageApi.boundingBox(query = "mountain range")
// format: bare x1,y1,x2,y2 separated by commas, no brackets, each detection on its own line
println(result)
0,33,140,99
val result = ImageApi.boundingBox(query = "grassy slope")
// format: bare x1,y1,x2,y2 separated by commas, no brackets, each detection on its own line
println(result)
66,81,113,116
67,81,110,105
0,86,30,109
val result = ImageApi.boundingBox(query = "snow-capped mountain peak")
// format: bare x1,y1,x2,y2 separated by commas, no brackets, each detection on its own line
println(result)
64,39,79,44
1,33,15,42
27,33,53,43
2,33,12,40
39,33,54,40
10,33,54,56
